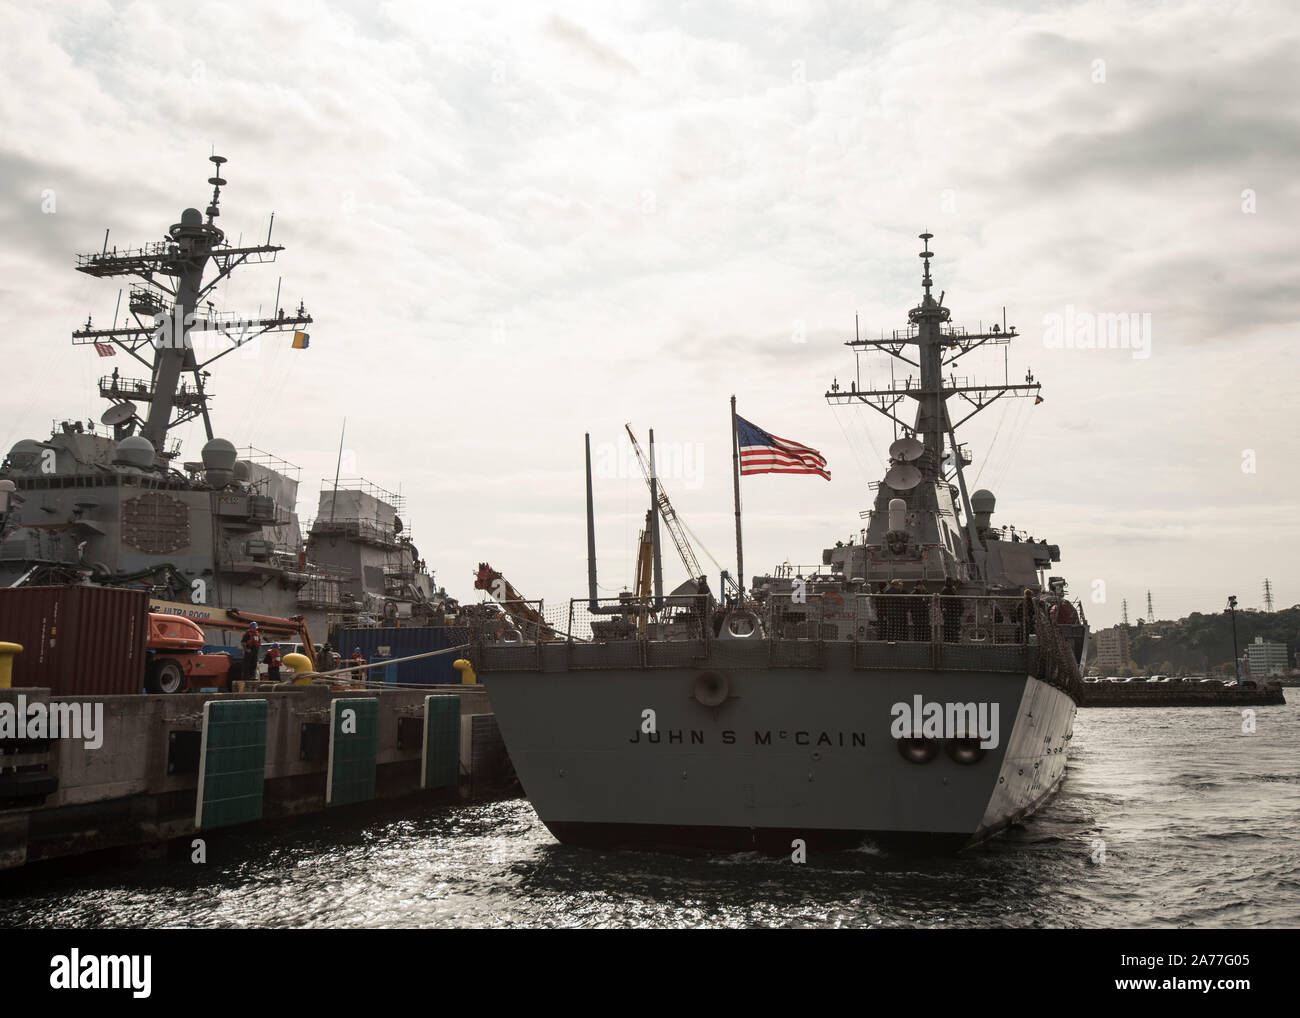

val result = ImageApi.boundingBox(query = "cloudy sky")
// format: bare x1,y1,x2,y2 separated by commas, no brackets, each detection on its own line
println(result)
1,0,1296,627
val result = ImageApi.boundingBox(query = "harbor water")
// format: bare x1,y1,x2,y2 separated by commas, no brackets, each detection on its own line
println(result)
3,692,1296,929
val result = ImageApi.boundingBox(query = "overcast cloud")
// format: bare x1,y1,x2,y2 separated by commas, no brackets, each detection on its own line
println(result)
1,0,1296,626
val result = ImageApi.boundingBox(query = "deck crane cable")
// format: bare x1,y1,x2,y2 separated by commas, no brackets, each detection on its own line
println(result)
677,515,724,575
991,393,1036,493
985,393,1027,492
971,394,1011,488
624,424,711,584
851,395,886,474
829,403,872,483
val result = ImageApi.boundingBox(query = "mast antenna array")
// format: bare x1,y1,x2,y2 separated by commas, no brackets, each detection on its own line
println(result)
71,155,312,452
826,233,1041,440
824,233,1048,581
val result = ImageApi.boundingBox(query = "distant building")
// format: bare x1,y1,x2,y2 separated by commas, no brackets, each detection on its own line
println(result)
1095,626,1131,670
1245,636,1288,676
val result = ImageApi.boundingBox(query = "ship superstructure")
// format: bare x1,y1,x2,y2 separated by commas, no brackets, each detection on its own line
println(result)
303,478,450,625
0,158,441,642
749,234,1073,621
472,235,1089,852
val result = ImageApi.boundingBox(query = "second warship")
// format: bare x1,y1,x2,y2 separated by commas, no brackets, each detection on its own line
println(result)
0,158,456,658
473,235,1089,852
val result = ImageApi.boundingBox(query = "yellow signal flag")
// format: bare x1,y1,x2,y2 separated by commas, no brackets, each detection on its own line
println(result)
292,331,310,349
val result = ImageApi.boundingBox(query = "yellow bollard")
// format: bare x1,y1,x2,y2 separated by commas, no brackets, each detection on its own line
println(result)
283,652,313,685
0,642,21,689
453,659,476,684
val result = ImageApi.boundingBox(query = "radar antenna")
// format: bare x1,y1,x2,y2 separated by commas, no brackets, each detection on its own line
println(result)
826,233,1045,574
72,156,313,455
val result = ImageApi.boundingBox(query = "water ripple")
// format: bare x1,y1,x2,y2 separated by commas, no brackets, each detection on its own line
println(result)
2,692,1296,928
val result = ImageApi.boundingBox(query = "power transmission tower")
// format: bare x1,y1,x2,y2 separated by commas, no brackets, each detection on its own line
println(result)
1263,578,1274,612
1146,590,1154,623
1121,599,1129,626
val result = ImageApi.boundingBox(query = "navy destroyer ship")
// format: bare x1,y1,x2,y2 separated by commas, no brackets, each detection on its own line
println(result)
0,157,451,651
473,235,1089,852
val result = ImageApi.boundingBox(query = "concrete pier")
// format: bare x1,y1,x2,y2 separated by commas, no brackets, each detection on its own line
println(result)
0,685,512,871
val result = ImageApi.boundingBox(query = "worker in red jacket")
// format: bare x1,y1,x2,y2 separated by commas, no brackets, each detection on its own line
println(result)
1051,599,1077,625
239,621,261,683
350,647,366,680
264,643,282,683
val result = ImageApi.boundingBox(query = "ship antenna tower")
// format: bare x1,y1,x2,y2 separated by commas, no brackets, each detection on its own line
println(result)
72,155,312,457
826,233,1043,578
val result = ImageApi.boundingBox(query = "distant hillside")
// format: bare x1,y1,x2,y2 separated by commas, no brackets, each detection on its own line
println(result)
1087,605,1299,674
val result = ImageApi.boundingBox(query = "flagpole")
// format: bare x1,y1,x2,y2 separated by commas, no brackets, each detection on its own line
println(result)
730,395,744,600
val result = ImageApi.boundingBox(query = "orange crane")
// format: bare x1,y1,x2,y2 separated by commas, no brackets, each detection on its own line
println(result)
625,423,737,593
628,508,656,635
145,613,235,693
473,563,561,640
143,603,318,692
222,610,318,669
631,509,654,602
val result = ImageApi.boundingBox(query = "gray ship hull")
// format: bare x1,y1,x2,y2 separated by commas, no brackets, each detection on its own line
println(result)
479,641,1076,853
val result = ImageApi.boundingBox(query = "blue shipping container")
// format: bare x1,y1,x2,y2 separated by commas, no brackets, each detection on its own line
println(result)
333,626,469,686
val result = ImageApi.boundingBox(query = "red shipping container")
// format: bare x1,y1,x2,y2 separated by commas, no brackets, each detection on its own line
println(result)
0,585,148,695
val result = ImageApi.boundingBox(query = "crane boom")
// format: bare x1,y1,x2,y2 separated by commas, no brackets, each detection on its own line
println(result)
473,562,560,640
633,509,655,602
624,424,704,582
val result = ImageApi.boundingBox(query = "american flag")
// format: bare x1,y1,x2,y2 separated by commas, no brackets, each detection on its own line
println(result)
736,415,830,480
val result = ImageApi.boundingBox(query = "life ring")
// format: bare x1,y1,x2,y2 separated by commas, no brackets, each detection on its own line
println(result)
721,610,760,639
692,670,730,707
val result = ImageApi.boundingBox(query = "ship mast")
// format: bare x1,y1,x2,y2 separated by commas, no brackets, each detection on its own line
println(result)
72,155,312,457
826,233,1042,568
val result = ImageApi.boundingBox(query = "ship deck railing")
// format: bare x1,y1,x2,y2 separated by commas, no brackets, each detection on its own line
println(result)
238,447,301,482
768,563,826,580
98,375,211,407
9,471,192,493
294,562,359,609
489,599,564,642
315,478,406,512
472,594,1083,696
764,591,1037,642
308,517,399,548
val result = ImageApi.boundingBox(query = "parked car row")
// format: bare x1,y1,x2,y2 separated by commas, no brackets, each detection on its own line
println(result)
1083,674,1258,687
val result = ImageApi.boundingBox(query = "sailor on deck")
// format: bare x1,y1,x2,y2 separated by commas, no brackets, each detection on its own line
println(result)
880,579,908,642
1051,598,1077,625
1021,588,1037,641
264,643,282,683
940,578,963,643
910,581,932,641
239,621,261,683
